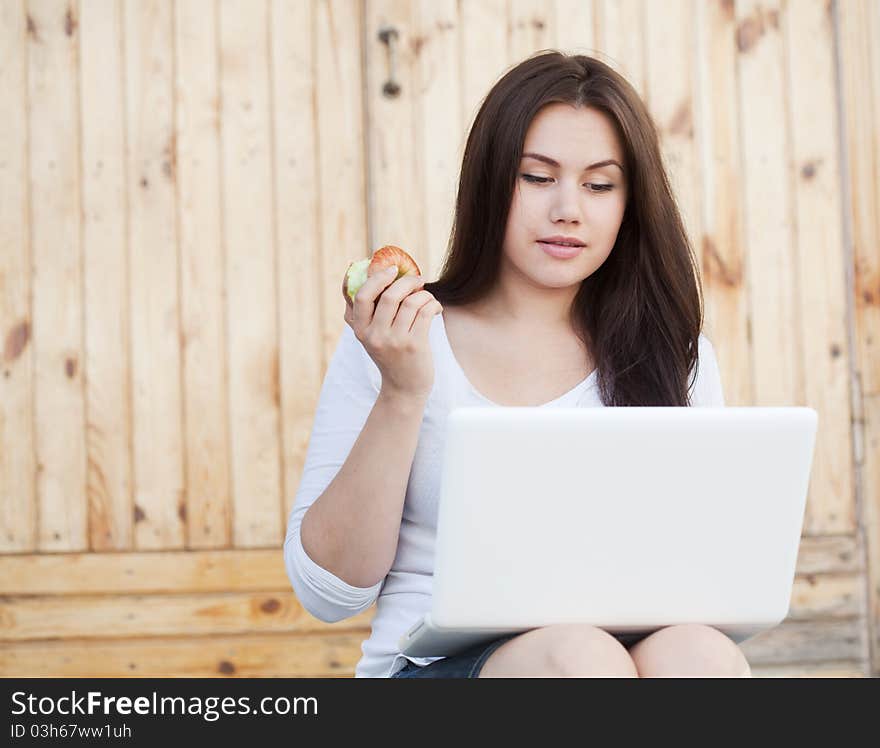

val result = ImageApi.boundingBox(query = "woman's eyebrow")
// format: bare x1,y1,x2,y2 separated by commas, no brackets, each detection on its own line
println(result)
521,152,623,173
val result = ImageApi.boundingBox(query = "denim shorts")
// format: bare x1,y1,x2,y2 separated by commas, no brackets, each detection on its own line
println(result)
390,630,652,678
391,634,519,678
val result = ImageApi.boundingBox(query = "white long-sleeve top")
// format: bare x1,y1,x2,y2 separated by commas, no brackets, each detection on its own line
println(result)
284,313,726,677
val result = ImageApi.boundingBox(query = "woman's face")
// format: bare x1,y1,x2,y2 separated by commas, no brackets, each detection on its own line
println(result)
501,103,628,293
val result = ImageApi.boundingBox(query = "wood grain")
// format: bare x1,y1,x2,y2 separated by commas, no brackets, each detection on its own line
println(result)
0,631,368,677
508,0,555,67
741,619,866,665
271,0,323,527
125,0,185,550
315,0,369,367
594,0,645,97
219,0,283,548
175,0,232,548
414,0,461,275
28,0,87,552
0,591,374,641
735,0,802,410
365,0,423,262
80,0,132,552
784,0,855,534
0,0,36,553
0,549,290,595
694,0,751,404
838,0,880,675
459,0,508,135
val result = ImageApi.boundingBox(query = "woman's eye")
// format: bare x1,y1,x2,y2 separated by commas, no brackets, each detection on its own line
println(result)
520,174,614,192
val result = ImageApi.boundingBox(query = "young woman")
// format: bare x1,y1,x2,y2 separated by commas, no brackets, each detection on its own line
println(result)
285,51,752,678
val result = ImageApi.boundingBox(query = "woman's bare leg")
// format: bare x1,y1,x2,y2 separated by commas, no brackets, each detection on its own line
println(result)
628,624,752,677
478,624,639,677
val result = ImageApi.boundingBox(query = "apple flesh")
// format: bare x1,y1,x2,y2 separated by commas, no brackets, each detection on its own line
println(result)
343,258,372,303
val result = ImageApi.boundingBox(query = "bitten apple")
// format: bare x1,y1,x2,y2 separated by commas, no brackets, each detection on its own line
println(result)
342,245,422,303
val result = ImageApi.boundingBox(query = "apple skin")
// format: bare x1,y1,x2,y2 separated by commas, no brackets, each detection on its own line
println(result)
343,245,421,303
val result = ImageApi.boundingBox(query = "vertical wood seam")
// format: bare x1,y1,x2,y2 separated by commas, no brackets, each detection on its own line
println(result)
24,0,37,552
267,0,286,543
688,0,706,337
830,0,875,676
640,0,649,108
75,0,88,550
360,0,374,254
171,0,189,550
732,0,758,405
413,3,427,269
505,0,511,63
120,0,134,551
780,0,807,407
215,0,234,547
457,0,465,158
314,0,327,375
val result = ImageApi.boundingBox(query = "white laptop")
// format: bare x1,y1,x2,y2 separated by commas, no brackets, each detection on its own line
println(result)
398,406,818,657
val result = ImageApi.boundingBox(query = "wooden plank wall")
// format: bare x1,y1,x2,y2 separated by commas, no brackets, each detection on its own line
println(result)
0,0,876,678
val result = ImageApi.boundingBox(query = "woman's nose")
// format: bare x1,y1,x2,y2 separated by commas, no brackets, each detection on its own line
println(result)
549,182,583,223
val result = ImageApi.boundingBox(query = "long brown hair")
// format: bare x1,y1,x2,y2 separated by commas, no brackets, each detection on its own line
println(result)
422,51,704,406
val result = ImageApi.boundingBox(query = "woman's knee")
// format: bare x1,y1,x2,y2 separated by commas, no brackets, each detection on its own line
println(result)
546,624,639,677
480,624,638,677
629,624,752,677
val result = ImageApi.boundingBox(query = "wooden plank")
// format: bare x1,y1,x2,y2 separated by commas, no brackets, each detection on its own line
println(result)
644,0,703,287
735,0,802,408
0,564,861,637
863,0,880,683
0,591,375,641
740,618,866,665
785,0,855,534
459,0,507,135
787,574,864,621
0,536,861,614
219,0,283,548
315,0,369,367
0,0,36,552
0,535,857,594
863,0,880,382
752,661,868,678
80,0,132,551
0,549,290,595
174,0,232,548
124,0,185,549
414,0,460,275
862,394,880,674
0,632,864,678
0,631,368,677
508,0,556,68
271,0,324,527
794,534,862,575
838,0,880,676
553,0,596,58
694,0,751,404
28,0,87,552
365,0,423,261
840,0,880,399
593,0,645,98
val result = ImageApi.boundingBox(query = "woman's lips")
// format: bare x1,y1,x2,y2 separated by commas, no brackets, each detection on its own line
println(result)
538,241,584,259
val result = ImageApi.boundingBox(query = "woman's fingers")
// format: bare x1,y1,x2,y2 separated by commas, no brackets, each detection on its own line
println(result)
370,274,425,330
390,290,435,334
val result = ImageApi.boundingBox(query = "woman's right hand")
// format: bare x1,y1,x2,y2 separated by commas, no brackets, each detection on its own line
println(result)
343,266,443,402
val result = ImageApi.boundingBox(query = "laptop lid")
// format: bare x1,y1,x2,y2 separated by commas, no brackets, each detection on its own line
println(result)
430,406,818,637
